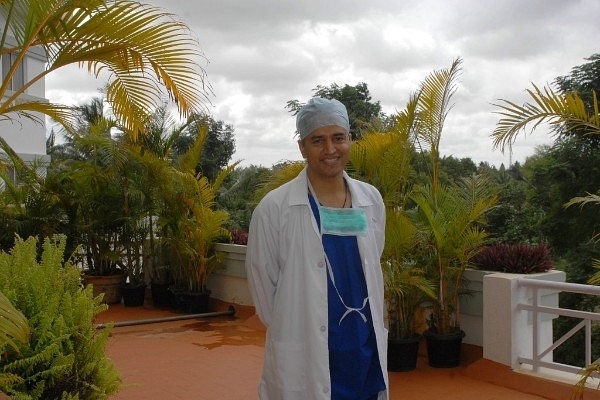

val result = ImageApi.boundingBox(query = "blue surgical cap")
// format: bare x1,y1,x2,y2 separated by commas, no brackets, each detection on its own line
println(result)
295,97,350,139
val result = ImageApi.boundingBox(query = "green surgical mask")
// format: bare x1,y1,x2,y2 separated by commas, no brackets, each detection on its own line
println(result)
319,206,367,236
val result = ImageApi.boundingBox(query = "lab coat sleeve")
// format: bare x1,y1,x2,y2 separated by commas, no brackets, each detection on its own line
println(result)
245,200,280,327
375,190,386,258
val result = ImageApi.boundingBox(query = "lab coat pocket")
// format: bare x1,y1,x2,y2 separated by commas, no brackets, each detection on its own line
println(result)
265,339,306,392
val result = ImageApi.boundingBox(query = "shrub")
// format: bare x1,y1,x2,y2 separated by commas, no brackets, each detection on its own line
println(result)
0,236,121,399
471,243,554,274
230,229,248,245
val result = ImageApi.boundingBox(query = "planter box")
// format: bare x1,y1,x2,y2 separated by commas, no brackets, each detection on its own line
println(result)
460,268,565,347
208,243,253,306
82,273,127,304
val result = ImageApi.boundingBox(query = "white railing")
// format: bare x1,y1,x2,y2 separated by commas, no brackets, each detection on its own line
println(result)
516,277,600,375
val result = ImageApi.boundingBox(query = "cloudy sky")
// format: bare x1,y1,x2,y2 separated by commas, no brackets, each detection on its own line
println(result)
46,0,600,168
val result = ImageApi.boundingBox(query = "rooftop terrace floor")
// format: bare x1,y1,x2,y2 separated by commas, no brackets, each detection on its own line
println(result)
97,300,598,400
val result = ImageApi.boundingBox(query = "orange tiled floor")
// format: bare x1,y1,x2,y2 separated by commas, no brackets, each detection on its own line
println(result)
98,301,597,400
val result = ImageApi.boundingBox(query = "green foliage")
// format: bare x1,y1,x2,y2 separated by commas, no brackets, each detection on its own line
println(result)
524,138,600,255
252,161,305,204
173,113,236,181
0,236,120,399
0,291,29,355
471,243,554,274
217,165,271,231
0,0,208,138
411,175,498,333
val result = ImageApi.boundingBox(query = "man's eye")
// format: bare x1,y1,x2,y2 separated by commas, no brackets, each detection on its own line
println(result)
312,138,323,145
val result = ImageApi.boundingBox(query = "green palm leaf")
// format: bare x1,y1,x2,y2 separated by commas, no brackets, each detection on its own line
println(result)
492,83,600,151
1,0,209,137
0,291,30,352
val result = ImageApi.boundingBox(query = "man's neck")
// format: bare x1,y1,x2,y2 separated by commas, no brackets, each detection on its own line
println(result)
307,171,347,207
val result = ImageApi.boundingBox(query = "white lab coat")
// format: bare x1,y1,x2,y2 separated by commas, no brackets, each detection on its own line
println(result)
245,168,389,400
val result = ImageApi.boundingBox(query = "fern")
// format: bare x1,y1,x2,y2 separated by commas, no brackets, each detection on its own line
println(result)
0,236,121,399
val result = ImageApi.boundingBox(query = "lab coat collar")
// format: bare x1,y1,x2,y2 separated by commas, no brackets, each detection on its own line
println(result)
288,167,375,208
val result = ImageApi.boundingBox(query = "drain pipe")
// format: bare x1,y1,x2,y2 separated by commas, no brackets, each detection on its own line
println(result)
96,305,236,329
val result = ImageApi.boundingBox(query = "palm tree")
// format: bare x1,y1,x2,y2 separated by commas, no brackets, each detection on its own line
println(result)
158,126,237,295
492,73,600,394
0,0,209,137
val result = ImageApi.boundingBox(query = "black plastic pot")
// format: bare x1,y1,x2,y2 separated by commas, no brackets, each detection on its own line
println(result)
181,291,211,314
388,335,421,372
150,282,171,308
423,329,465,368
122,283,146,307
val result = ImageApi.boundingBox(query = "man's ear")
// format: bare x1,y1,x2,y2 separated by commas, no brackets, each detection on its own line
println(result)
298,139,307,159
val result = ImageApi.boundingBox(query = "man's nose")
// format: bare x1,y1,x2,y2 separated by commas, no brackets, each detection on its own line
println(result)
323,138,336,152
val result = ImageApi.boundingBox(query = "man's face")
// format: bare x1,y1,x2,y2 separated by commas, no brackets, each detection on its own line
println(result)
298,125,351,180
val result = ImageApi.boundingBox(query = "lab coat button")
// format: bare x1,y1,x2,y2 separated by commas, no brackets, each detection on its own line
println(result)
320,325,326,332
317,261,324,268
323,387,330,394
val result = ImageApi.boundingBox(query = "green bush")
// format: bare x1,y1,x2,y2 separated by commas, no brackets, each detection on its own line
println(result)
0,236,121,399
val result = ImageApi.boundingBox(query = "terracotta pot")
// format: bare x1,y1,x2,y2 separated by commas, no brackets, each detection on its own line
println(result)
82,273,127,304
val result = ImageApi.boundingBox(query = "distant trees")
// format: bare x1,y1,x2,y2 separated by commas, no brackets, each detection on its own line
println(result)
173,114,236,181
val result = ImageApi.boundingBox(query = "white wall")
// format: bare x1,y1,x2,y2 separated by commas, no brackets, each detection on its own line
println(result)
1,38,48,160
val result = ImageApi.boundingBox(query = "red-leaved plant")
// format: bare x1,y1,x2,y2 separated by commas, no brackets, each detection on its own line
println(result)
230,229,248,245
471,243,554,274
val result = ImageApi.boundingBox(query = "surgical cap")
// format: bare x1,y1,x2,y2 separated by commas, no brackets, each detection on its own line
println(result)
295,97,350,139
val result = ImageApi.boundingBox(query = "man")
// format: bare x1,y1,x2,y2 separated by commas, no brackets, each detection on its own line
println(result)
245,97,388,400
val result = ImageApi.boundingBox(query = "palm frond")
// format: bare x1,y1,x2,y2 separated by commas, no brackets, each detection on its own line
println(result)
564,192,600,209
253,161,304,203
492,83,600,151
1,0,209,137
0,291,30,353
417,57,462,153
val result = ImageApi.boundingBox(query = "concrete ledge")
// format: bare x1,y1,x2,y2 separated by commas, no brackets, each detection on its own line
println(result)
464,358,600,400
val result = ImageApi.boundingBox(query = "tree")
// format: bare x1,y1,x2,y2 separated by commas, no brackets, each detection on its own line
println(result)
217,165,270,231
555,54,600,119
0,0,209,138
173,113,236,181
286,82,385,139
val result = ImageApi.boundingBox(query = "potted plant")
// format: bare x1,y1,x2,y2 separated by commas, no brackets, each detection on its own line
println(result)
167,194,229,313
381,201,436,371
406,58,499,367
471,242,554,274
160,162,234,313
383,252,435,371
411,174,497,367
146,239,174,308
118,224,148,307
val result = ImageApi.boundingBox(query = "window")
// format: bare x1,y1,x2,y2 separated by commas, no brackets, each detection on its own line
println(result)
1,51,25,91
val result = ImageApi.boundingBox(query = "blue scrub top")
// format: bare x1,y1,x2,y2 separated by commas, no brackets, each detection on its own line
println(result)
309,194,385,400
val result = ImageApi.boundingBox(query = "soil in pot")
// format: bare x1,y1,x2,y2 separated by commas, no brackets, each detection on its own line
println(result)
423,329,465,368
388,335,421,372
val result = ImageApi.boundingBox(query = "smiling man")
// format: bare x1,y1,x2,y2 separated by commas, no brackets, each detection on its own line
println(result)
245,97,389,400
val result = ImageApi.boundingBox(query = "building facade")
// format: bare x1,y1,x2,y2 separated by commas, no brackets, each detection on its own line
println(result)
1,33,50,184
